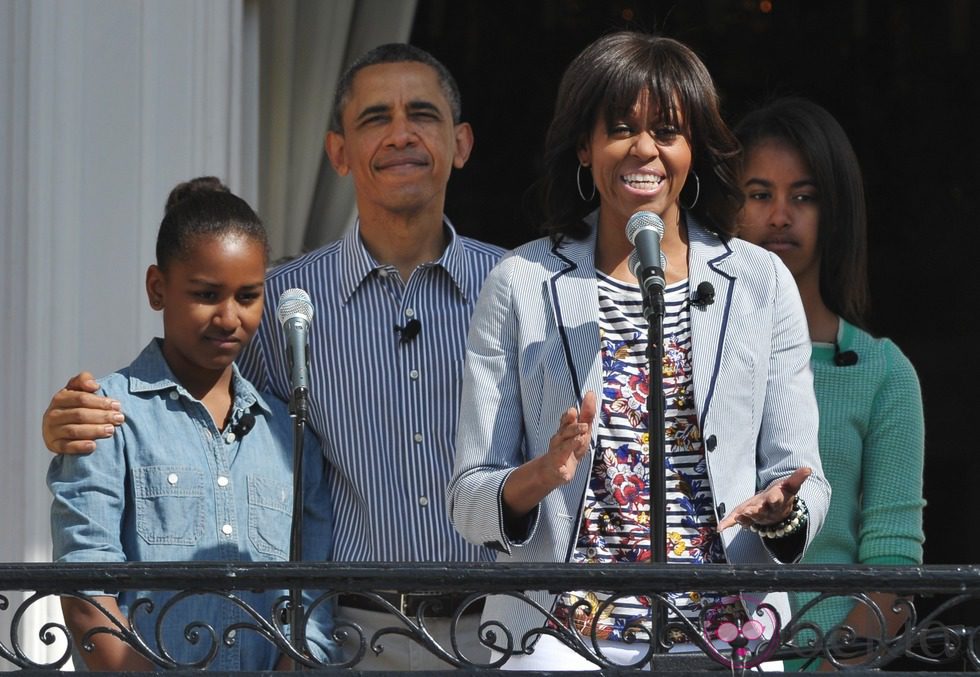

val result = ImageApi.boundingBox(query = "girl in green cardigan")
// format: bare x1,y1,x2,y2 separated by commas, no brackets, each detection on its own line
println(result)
735,97,925,670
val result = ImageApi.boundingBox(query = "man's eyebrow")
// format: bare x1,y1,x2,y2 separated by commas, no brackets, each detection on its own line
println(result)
353,100,443,125
354,103,392,124
406,100,442,115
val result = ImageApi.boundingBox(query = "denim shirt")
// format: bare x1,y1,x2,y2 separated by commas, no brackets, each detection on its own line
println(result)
48,339,334,670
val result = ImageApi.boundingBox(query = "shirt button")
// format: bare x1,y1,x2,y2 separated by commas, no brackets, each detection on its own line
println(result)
418,496,429,507
378,268,388,278
706,434,717,451
405,308,415,318
409,369,419,380
221,524,233,536
167,473,179,485
413,432,423,443
168,391,179,401
217,476,229,487
227,629,237,639
225,432,236,444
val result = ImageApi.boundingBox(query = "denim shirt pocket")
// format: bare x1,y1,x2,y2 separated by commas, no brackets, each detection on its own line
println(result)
133,465,206,546
247,475,292,560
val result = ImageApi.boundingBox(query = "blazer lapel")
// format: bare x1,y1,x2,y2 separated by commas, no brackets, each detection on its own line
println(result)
687,220,736,430
547,227,602,404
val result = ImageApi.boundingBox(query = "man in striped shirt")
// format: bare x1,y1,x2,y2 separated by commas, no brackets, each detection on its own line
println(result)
42,44,504,670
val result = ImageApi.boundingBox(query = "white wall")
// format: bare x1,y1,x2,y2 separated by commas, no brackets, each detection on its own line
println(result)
0,0,255,666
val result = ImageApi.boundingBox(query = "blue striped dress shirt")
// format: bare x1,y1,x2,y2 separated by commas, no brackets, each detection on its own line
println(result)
238,218,504,562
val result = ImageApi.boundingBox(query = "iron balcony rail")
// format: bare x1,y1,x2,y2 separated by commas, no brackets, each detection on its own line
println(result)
1,562,978,673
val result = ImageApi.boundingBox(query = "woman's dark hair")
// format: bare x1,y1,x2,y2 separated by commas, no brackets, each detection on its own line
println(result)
735,97,870,329
156,177,268,269
538,32,742,240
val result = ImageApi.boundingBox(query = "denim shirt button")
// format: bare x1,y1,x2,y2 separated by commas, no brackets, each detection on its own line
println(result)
217,476,229,487
168,391,179,401
225,432,236,444
221,524,233,536
167,473,178,485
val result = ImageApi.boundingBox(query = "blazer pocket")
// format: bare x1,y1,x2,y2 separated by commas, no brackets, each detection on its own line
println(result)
247,475,293,560
133,465,206,546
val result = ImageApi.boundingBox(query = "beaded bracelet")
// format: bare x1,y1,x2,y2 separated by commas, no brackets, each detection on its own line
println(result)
748,496,809,539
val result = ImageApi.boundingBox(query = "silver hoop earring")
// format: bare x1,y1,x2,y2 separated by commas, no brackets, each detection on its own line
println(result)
680,170,700,210
576,163,596,201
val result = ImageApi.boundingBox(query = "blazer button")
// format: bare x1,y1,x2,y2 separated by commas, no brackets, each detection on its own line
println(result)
706,434,717,451
717,502,726,519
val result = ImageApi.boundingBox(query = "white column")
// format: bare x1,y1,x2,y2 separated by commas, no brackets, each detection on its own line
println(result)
0,0,255,667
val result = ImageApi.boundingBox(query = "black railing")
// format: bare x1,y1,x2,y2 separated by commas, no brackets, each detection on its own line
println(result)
2,562,979,673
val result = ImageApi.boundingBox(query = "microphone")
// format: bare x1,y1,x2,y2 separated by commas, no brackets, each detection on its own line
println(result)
232,411,256,438
394,318,421,344
690,281,715,308
277,288,314,420
626,211,667,300
834,344,859,367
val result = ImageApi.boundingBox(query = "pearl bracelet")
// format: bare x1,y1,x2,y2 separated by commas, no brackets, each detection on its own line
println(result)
748,496,809,539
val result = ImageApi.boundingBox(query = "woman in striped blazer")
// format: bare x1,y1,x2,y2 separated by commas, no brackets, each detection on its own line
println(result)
446,32,830,669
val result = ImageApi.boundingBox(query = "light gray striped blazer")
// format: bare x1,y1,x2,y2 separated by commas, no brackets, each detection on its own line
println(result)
447,215,830,642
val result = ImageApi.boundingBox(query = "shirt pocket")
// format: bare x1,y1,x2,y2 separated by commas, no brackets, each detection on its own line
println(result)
247,475,292,560
133,465,206,546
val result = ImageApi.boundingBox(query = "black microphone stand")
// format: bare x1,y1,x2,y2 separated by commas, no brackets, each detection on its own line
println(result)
288,388,308,669
640,274,668,658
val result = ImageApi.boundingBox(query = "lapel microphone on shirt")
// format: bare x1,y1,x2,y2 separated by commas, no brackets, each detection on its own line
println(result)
232,412,256,438
690,281,715,308
834,344,859,367
394,318,421,344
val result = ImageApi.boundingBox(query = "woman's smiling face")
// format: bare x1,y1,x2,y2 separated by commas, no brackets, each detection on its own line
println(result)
578,89,692,232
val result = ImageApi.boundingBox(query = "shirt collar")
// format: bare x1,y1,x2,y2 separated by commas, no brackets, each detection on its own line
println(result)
337,215,473,304
127,338,273,416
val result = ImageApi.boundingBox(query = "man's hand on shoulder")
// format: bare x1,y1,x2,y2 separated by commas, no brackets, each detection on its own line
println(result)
43,372,125,454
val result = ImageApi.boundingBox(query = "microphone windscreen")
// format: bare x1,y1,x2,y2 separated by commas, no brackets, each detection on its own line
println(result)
277,288,314,326
625,211,665,243
696,281,715,303
233,412,256,437
402,319,421,342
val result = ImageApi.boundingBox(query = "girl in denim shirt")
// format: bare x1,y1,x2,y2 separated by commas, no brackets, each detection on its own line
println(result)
48,178,334,670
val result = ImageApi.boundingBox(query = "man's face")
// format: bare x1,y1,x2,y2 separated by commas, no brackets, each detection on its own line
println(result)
326,62,473,220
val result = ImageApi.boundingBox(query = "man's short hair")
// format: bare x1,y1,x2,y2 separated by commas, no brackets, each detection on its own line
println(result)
328,43,462,134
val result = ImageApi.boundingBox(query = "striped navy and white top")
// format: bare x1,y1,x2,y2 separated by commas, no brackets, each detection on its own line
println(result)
238,219,504,562
555,273,735,641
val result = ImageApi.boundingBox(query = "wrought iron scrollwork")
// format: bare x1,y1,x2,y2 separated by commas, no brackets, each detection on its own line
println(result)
1,562,980,672
1,592,73,669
